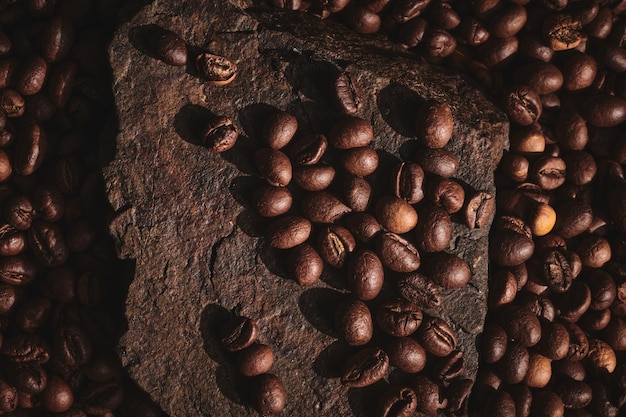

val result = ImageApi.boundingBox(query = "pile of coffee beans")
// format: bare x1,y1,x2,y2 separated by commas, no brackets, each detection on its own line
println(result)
218,314,286,415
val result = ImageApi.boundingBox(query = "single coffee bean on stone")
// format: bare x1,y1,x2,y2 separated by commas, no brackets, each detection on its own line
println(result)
265,215,311,249
250,373,286,415
262,111,297,150
286,243,323,286
386,337,427,374
415,100,454,149
201,116,238,153
426,252,471,289
346,249,384,300
340,346,389,388
235,343,274,377
328,116,373,149
195,52,237,85
414,148,458,178
427,177,465,213
251,184,292,217
464,190,495,229
148,27,187,66
293,165,335,191
219,315,259,352
414,205,451,252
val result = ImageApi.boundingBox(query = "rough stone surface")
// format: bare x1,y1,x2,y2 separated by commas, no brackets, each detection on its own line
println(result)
104,1,507,416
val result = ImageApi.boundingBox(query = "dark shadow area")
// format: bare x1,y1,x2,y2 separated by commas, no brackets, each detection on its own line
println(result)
398,138,421,162
238,103,280,142
128,24,164,60
376,82,425,138
258,241,291,280
174,104,217,146
347,381,388,417
298,287,344,337
312,339,354,379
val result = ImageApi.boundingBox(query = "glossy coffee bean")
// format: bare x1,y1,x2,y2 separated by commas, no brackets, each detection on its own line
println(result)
293,165,335,191
148,27,186,66
426,252,471,289
251,184,292,217
301,191,351,223
415,205,451,252
410,375,447,416
347,7,381,34
15,122,47,176
563,321,589,361
391,161,425,204
489,3,527,38
417,316,456,357
201,116,238,153
490,231,535,267
524,351,552,388
481,323,508,364
531,155,566,190
0,89,25,118
587,338,617,373
250,373,285,415
334,298,373,346
387,337,427,373
286,243,323,286
317,225,355,269
0,255,36,286
427,177,464,213
265,216,311,249
540,249,573,293
343,212,381,243
504,85,542,126
488,270,517,308
561,51,597,92
576,234,611,268
374,232,420,273
53,323,92,368
27,221,69,267
41,374,73,413
235,343,274,377
0,224,24,256
464,190,495,229
415,100,453,149
340,146,378,176
432,350,464,386
514,61,563,95
585,94,626,127
391,0,430,23
287,134,327,166
375,299,423,337
333,71,363,115
414,148,458,178
329,116,373,149
341,346,389,387
255,148,292,187
342,175,371,212
501,305,541,347
396,272,441,309
262,111,297,149
16,55,47,96
375,195,417,234
554,201,593,238
457,17,490,46
219,316,258,352
375,386,417,417
346,249,384,300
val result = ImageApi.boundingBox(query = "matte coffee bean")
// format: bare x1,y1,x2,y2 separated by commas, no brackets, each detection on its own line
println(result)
579,308,611,332
376,386,417,417
333,71,363,115
195,52,237,85
540,249,573,293
301,191,351,223
587,338,616,373
329,116,373,149
148,27,186,66
340,146,378,176
262,111,297,149
375,195,417,234
341,346,389,387
542,14,583,51
250,374,285,415
343,212,381,243
537,319,570,360
317,225,355,269
554,201,593,238
499,342,530,384
0,284,21,315
481,323,508,364
427,177,465,214
433,350,464,386
525,351,552,388
410,375,447,416
293,165,335,191
235,343,274,377
219,316,258,352
396,17,428,47
530,390,564,417
600,44,626,73
0,224,24,256
464,190,495,229
265,216,311,249
415,205,451,252
346,249,384,300
33,186,64,222
41,16,74,63
585,94,626,127
563,321,589,361
553,359,586,381
16,55,47,96
387,337,427,373
554,378,592,409
15,296,51,332
501,305,541,347
251,184,292,217
489,3,527,38
15,122,47,176
288,134,327,166
509,123,546,153
201,116,238,153
561,51,597,92
256,148,293,186
0,89,25,118
414,148,458,178
392,161,425,204
576,234,611,268
375,232,420,273
79,381,124,415
27,221,69,267
426,252,471,289
2,334,50,363
490,231,535,267
423,28,457,58
0,256,36,286
396,272,441,309
342,175,371,212
504,85,542,126
415,100,453,149
287,243,323,286
417,316,456,357
375,299,423,337
335,298,372,346
6,362,47,394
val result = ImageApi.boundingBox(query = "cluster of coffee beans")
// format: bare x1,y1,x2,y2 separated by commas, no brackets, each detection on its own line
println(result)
218,314,286,415
0,1,164,416
248,94,496,415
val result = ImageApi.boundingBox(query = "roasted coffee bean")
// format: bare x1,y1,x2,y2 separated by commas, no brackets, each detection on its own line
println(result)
396,17,428,47
47,60,77,109
417,316,456,357
375,232,420,273
537,318,570,360
426,252,471,289
0,148,10,181
490,231,535,267
342,175,371,212
262,111,297,149
340,146,378,176
219,316,258,352
343,212,381,243
564,321,589,361
519,32,554,63
579,308,611,332
201,116,238,153
287,134,327,166
375,386,417,417
396,272,441,309
415,100,453,149
16,55,47,96
2,334,50,363
481,323,508,364
250,374,285,415
317,224,356,269
414,148,458,178
0,377,17,413
501,305,541,347
488,269,517,309
333,71,363,115
82,353,123,382
542,13,583,51
499,342,530,384
514,61,563,95
375,195,417,234
53,324,92,368
256,148,292,186
335,298,372,346
329,116,373,149
0,88,25,117
391,161,425,204
601,316,626,351
410,375,447,416
415,205,451,253
585,94,626,127
6,362,47,395
0,284,21,315
301,191,351,223
561,51,597,92
341,346,389,387
587,338,616,373
530,390,564,417
251,184,292,217
195,52,237,85
464,190,495,229
266,216,312,249
600,44,626,73
456,17,490,46
387,337,427,373
576,234,611,268
427,177,464,213
445,378,473,415
530,155,566,190
41,16,73,62
553,359,586,381
540,249,573,293
0,223,24,256
79,381,124,415
432,350,464,386
509,123,546,153
429,0,459,30
423,28,457,58
0,255,36,286
554,378,592,409
375,299,422,337
347,7,381,34
33,185,64,222
15,296,51,332
15,122,47,176
391,0,430,23
493,215,533,238
478,36,519,68
235,343,274,377
27,221,68,267
346,249,384,300
148,27,186,66
553,201,593,238
525,351,552,388
293,165,335,191
287,243,323,286
586,269,617,310
504,84,542,126
489,3,527,38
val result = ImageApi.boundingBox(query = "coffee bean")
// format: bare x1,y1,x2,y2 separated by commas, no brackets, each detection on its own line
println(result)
340,146,378,176
531,155,566,190
33,185,65,222
489,3,527,38
219,316,258,352
15,122,47,176
195,52,237,85
15,55,46,96
391,161,425,204
554,378,592,409
27,221,69,267
341,346,389,387
488,270,517,308
561,51,597,92
396,272,441,309
415,100,453,149
79,381,124,415
498,342,530,384
301,191,351,223
553,201,593,238
6,362,47,395
387,337,427,373
375,195,418,234
432,350,464,386
417,316,457,357
391,0,430,23
464,190,495,229
509,123,546,153
376,386,417,417
342,175,371,212
235,343,274,377
478,36,519,68
148,27,186,66
423,28,457,58
501,305,541,347
536,319,570,360
524,351,552,388
262,111,297,149
2,333,50,363
585,94,626,127
410,375,447,416
429,0,460,30
427,177,464,213
0,223,24,256
504,84,542,126
540,249,573,293
48,60,77,109
585,270,616,310
329,116,373,149
587,338,616,373
287,134,327,166
0,255,36,286
490,231,535,267
553,359,586,381
265,215,311,249
251,184,292,217
396,17,428,47
344,212,382,243
456,17,490,46
293,165,335,191
202,116,238,153
530,390,563,417
0,88,25,117
41,16,74,63
481,323,508,364
563,321,589,361
375,299,423,337
601,316,626,351
374,231,420,273
332,71,363,115
53,324,92,368
426,252,471,289
519,32,554,63
250,373,286,415
579,308,611,332
446,378,473,415
542,13,583,51
575,234,611,268
415,205,451,252
414,148,458,178
347,7,381,34
346,249,384,300
286,243,323,286
335,298,372,346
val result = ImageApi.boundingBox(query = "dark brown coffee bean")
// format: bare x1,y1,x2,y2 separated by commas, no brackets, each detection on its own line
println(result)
423,28,457,58
464,190,495,229
576,234,611,268
375,195,417,234
498,342,530,384
375,299,422,337
2,334,50,363
0,88,25,117
0,224,24,256
0,255,36,286
15,296,51,332
0,376,17,413
432,350,464,386
387,337,427,373
530,390,564,417
148,27,186,66
376,386,417,417
347,7,381,34
410,375,447,417
16,55,46,96
396,272,441,308
429,0,459,30
490,231,535,267
15,122,47,176
195,52,237,85
287,243,323,287
6,362,46,395
82,353,123,382
554,378,592,409
335,298,372,346
343,212,381,243
489,3,527,38
553,359,586,381
427,177,464,213
600,44,626,73
530,155,566,190
79,381,124,415
340,146,378,177
540,249,573,293
504,85,542,126
27,221,68,267
346,249,384,300
33,185,64,222
519,32,554,63
537,319,570,360
256,148,292,187
446,378,473,415
53,324,92,368
587,338,616,373
219,316,258,352
0,284,20,315
341,346,389,387
478,36,519,68
301,191,351,223
488,270,518,308
562,150,596,185
251,184,292,217
329,116,373,149
563,321,589,361
585,94,626,127
47,60,77,109
417,316,456,357
579,308,611,332
585,269,617,311
414,205,451,253
415,100,453,149
457,17,490,46
601,316,626,351
553,201,593,238
375,232,420,273
562,51,597,92
235,343,274,377
481,323,508,364
262,111,297,149
250,373,285,415
342,175,371,212
542,13,582,51
265,215,311,249
333,71,363,115
501,305,541,347
392,161,424,204
396,17,428,47
287,134,327,166
414,148,458,178
293,165,335,191
391,0,431,23
41,16,73,63
0,149,10,182
514,61,563,95
317,224,356,269
426,252,471,289
202,116,238,153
